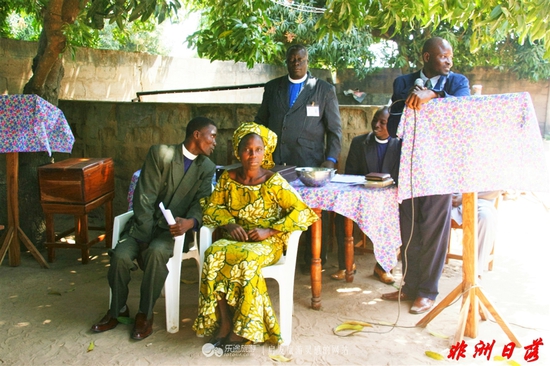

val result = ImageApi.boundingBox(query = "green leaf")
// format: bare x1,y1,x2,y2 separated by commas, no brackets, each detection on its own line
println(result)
488,5,503,20
425,350,445,360
269,354,292,362
117,316,134,325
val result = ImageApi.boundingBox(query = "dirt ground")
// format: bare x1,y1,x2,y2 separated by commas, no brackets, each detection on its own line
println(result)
1,190,549,366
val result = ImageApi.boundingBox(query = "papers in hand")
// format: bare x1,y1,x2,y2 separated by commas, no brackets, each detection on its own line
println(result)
159,202,176,225
330,174,366,185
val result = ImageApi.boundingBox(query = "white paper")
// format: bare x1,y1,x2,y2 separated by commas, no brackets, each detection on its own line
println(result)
159,202,176,225
331,174,366,184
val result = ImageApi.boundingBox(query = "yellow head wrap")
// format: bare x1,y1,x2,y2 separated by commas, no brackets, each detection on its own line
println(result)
232,122,277,169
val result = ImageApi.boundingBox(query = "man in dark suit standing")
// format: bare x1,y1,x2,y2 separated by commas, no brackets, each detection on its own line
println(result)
91,117,217,339
255,44,342,169
382,37,470,314
255,44,342,267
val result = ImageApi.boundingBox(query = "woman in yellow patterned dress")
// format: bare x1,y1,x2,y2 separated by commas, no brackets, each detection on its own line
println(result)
193,122,318,348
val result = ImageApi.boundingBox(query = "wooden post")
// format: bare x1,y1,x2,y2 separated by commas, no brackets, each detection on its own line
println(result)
416,192,521,347
344,217,355,282
310,208,323,310
0,152,49,268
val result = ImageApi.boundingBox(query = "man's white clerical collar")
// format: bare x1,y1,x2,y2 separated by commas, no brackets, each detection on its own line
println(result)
375,136,389,144
288,74,307,84
182,144,197,160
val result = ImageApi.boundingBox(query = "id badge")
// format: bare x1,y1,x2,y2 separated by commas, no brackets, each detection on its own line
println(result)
306,104,320,117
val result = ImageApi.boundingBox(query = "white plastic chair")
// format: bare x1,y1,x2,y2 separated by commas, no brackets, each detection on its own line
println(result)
111,210,200,333
199,226,302,345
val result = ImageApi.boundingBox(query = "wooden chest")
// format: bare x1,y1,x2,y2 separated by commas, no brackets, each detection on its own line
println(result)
38,158,114,204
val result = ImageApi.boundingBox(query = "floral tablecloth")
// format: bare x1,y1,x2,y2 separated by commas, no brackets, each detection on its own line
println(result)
128,170,141,211
290,180,401,272
397,92,549,202
0,94,74,155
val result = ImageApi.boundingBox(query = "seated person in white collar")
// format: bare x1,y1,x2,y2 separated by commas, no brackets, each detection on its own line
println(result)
331,107,402,283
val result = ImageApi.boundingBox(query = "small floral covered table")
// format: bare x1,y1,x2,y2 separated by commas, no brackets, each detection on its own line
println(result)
0,94,74,267
290,179,401,309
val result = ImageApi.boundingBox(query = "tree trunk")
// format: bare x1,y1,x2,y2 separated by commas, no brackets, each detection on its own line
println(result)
23,0,82,104
18,0,82,250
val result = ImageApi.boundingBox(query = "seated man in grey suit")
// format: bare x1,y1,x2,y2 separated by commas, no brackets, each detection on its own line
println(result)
91,117,217,340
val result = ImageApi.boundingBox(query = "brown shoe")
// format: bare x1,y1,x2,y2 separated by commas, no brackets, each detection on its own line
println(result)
91,307,130,333
330,264,356,280
381,291,412,301
409,297,434,314
132,313,153,340
373,263,395,284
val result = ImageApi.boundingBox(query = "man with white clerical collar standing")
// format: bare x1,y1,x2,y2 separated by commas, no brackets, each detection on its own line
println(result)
255,44,342,270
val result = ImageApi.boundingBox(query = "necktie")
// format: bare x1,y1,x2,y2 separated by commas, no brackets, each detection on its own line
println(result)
425,79,433,89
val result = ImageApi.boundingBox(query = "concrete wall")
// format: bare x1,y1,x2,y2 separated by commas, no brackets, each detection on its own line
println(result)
0,38,328,104
50,100,379,216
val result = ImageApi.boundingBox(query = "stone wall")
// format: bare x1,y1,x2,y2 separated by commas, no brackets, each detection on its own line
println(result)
50,101,379,216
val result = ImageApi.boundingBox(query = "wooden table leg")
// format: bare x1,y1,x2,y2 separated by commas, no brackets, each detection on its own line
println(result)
76,215,90,264
45,213,56,262
0,152,49,268
6,152,20,266
104,198,113,248
310,208,322,310
344,217,355,282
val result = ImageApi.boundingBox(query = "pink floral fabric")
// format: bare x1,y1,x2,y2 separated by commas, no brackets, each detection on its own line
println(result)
128,170,141,211
0,94,74,155
290,180,401,272
397,92,550,202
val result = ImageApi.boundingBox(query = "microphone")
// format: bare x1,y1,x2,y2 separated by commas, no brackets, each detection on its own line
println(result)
414,78,424,87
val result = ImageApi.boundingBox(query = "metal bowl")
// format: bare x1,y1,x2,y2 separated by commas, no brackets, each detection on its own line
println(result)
295,167,336,187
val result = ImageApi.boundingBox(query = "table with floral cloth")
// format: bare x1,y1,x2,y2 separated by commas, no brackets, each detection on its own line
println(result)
396,92,549,341
397,92,549,202
0,94,74,155
290,180,401,270
290,179,401,309
0,94,74,267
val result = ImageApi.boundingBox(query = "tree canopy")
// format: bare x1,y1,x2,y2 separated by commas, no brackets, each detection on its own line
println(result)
186,0,550,80
1,0,549,103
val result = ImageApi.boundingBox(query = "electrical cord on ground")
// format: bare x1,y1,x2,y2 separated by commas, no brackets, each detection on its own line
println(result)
333,99,419,337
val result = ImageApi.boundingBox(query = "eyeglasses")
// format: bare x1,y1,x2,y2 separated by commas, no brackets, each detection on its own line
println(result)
286,58,308,66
